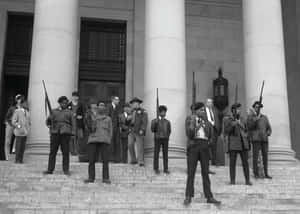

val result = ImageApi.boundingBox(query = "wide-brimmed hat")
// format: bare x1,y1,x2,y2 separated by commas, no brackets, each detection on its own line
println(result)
130,97,143,104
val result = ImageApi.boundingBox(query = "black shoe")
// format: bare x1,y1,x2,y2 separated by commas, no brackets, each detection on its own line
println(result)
103,179,111,184
209,170,216,175
183,196,192,206
154,170,160,175
265,175,272,179
139,163,144,167
164,170,170,175
207,197,221,205
64,171,71,176
84,179,94,183
43,171,53,175
230,181,235,185
246,181,253,186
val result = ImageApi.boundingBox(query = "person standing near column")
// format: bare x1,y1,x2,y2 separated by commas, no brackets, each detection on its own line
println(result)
107,96,121,163
247,101,272,179
11,96,30,164
3,97,17,160
43,96,75,176
128,97,148,166
184,102,221,206
151,105,171,174
223,103,252,185
119,103,132,164
84,102,112,184
68,91,85,156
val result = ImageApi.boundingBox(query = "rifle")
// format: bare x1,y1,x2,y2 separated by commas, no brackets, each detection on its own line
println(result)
258,80,265,106
234,84,238,104
42,80,53,116
156,88,159,120
192,72,196,114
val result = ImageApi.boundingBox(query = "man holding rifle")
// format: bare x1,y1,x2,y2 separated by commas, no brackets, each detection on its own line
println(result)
247,81,272,179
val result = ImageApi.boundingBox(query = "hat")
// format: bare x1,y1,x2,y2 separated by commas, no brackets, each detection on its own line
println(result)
130,97,143,104
72,91,79,97
252,101,263,108
158,105,167,112
231,103,241,112
57,96,68,103
111,96,120,101
15,94,25,102
123,103,131,108
194,102,205,111
98,102,106,108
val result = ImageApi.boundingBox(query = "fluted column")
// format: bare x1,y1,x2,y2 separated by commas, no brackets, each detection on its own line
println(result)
144,0,187,158
242,0,295,161
27,0,79,154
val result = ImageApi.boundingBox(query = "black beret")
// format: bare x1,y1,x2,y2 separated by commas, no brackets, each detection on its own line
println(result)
252,101,263,108
72,91,79,97
194,102,205,111
57,96,68,103
130,97,143,104
231,103,241,112
158,105,167,112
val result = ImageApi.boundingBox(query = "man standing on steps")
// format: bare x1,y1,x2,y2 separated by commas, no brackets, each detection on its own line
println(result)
223,103,252,186
119,103,132,163
247,101,272,179
107,96,121,163
184,102,221,206
128,97,148,167
43,96,75,176
205,98,220,174
151,105,171,175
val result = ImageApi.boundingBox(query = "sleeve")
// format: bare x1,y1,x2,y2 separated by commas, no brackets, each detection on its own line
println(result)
70,112,76,135
168,120,171,136
223,117,235,135
185,116,195,139
141,111,148,132
84,112,93,133
150,119,158,133
108,117,113,139
266,116,272,136
247,113,258,130
11,110,19,128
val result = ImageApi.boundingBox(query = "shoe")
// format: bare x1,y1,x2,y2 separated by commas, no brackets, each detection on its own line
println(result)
64,171,71,176
154,170,160,175
84,179,94,183
102,179,111,184
207,197,221,205
164,170,170,175
183,196,192,206
139,163,145,167
230,181,235,185
43,171,53,175
209,170,216,175
246,181,253,186
265,175,272,179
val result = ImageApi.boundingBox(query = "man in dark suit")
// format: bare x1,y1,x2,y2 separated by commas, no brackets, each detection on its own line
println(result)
247,101,272,179
128,97,148,166
184,102,221,206
43,96,75,176
223,103,252,185
68,91,85,156
119,103,132,163
107,96,121,163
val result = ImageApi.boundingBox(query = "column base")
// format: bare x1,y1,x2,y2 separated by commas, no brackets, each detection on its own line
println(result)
269,147,298,162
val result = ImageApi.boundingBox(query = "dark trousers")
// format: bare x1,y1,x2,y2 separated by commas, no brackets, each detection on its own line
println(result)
252,141,269,176
229,150,250,182
15,136,27,163
185,140,213,199
120,137,128,163
110,128,121,162
47,134,71,173
209,127,218,165
153,138,169,171
88,143,109,181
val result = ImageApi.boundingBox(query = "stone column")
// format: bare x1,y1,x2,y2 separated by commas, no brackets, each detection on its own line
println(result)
242,0,295,161
27,0,79,154
144,0,187,158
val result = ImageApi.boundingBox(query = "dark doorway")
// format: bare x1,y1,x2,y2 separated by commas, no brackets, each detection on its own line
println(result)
0,14,33,160
78,18,126,161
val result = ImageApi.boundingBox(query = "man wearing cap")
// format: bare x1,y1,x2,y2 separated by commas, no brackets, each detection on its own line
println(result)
151,105,171,174
68,91,85,156
128,97,148,166
43,96,75,176
247,101,272,179
184,102,221,206
118,103,132,163
223,103,252,185
107,96,121,162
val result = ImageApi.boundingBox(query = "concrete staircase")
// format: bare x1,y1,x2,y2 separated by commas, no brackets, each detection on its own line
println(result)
0,156,300,214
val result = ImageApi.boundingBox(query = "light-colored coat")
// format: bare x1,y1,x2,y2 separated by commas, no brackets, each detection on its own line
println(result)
12,108,30,136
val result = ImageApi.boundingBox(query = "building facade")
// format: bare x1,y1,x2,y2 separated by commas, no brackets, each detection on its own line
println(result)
0,0,299,161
